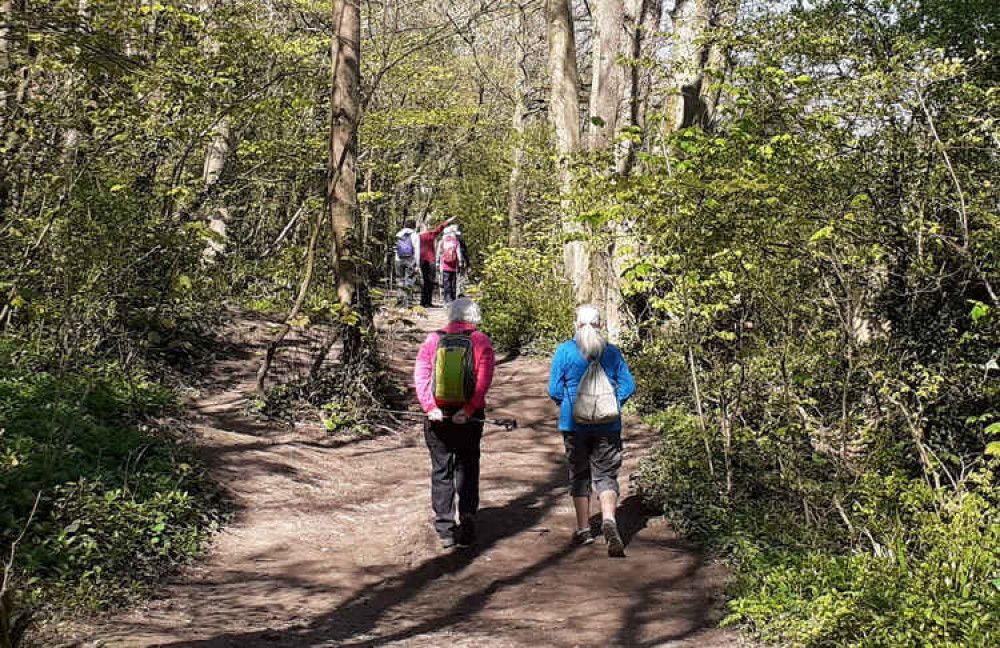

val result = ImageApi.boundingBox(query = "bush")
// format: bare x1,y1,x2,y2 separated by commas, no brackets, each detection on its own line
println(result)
0,368,220,618
637,412,1000,647
479,247,575,353
725,477,1000,648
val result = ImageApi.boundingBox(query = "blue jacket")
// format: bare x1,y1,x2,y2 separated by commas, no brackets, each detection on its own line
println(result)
548,338,636,434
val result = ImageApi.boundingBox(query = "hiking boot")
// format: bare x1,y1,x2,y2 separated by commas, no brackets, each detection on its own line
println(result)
456,518,476,548
602,519,625,557
571,528,595,546
439,534,457,549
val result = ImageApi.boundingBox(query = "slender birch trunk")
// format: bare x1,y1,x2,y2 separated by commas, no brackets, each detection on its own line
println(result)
57,0,92,168
201,118,232,259
199,0,235,260
1,0,13,116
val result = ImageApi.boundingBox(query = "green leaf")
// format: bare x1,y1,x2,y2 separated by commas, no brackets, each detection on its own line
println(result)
590,116,606,127
985,423,1000,436
985,442,1000,457
172,274,193,293
809,225,834,243
969,300,989,323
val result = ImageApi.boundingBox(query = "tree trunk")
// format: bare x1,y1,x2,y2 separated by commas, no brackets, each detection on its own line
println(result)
545,0,588,302
202,121,229,188
201,118,232,260
608,0,664,340
199,1,235,261
59,1,86,160
697,0,737,129
618,0,663,175
589,0,665,338
664,0,712,133
507,4,529,248
664,0,735,133
588,0,626,152
328,0,361,307
1,0,13,115
256,0,363,392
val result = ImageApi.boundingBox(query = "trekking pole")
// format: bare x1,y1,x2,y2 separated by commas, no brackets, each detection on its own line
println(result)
377,409,517,431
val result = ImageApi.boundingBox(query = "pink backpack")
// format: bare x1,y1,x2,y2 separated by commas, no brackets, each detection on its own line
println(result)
441,234,459,266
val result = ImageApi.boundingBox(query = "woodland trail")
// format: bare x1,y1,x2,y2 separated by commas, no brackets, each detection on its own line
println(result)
66,308,742,648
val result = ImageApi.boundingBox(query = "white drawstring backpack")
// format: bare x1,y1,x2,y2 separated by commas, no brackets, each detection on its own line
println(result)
571,352,620,425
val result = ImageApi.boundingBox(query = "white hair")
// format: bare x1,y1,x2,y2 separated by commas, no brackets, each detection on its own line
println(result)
575,304,606,360
448,297,481,324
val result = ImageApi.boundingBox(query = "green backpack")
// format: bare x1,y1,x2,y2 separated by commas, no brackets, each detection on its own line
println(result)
431,330,476,407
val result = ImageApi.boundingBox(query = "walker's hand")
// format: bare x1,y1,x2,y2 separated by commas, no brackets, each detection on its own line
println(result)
428,408,445,422
451,410,469,424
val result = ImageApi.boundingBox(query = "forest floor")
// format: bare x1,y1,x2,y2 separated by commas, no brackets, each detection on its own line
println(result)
57,307,745,648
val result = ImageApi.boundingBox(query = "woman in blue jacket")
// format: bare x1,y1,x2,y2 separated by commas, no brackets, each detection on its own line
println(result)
548,305,636,556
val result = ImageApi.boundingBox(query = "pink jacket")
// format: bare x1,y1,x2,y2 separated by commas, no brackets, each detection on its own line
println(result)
414,322,495,416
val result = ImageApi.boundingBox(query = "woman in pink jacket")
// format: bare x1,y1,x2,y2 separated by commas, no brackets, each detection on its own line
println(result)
436,224,465,305
413,297,495,548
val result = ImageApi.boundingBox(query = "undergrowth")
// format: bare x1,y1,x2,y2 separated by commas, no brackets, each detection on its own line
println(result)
479,246,575,354
252,315,406,439
636,408,1000,647
0,364,221,632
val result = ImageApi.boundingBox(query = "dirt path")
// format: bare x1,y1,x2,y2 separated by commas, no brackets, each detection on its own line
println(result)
69,309,742,648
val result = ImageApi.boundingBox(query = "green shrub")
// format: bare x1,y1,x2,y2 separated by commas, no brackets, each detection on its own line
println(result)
636,408,729,536
638,412,1000,647
479,247,575,353
0,368,220,617
725,477,1000,648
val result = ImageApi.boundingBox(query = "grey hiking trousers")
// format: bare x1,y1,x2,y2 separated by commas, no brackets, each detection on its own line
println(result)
562,432,622,497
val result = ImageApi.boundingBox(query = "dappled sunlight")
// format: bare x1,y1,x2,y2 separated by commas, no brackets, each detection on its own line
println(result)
63,308,734,647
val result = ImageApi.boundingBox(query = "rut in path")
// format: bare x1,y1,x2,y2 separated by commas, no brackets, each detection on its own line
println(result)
70,309,741,648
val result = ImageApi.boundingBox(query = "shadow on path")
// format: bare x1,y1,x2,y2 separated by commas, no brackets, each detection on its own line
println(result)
74,307,739,648
160,459,569,647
